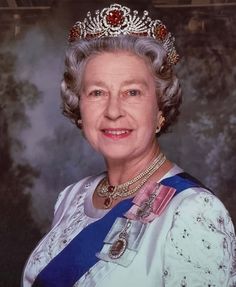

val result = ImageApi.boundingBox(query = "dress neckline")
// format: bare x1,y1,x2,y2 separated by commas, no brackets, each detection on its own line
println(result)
83,164,183,219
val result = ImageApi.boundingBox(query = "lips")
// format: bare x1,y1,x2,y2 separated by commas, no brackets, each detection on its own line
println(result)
101,128,132,139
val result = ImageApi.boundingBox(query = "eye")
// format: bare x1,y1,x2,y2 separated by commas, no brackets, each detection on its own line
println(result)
89,90,104,97
125,90,141,97
85,89,108,101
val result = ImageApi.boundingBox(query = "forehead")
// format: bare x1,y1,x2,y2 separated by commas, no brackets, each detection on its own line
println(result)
82,51,155,85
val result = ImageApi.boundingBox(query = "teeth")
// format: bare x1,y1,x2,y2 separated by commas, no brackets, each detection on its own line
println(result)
104,130,129,135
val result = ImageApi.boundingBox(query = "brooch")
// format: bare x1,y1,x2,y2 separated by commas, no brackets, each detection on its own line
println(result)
125,181,176,223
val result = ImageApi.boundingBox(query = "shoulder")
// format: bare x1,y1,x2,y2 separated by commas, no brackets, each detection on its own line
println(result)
163,188,236,286
52,173,105,225
53,176,90,213
174,189,231,225
160,166,232,228
168,187,235,246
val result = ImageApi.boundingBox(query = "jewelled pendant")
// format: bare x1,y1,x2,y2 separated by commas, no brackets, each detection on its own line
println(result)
109,235,128,259
108,220,131,259
104,197,112,208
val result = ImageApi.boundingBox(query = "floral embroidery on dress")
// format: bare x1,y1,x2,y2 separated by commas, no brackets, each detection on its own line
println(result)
23,174,236,287
180,276,187,287
163,191,236,286
45,193,88,259
230,238,236,276
26,179,96,283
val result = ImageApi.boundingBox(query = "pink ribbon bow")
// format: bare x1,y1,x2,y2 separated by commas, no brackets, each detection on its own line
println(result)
125,181,176,223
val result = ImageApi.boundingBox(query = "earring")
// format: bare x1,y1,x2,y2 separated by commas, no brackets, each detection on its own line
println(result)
155,126,161,134
155,115,165,134
77,119,83,129
159,115,165,126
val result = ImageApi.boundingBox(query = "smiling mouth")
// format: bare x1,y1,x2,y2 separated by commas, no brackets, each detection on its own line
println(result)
102,129,132,139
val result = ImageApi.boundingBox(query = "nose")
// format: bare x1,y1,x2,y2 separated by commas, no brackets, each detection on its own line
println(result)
104,95,125,120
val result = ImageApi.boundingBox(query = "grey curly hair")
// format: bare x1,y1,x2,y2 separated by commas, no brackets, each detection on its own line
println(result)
61,35,182,136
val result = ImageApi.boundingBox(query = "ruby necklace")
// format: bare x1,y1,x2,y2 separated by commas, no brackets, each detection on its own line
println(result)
96,153,166,208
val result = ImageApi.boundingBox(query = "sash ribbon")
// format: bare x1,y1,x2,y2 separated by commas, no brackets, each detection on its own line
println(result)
33,172,207,287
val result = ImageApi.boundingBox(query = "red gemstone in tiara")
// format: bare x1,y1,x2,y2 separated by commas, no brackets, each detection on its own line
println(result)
106,9,124,26
69,26,81,42
154,24,168,41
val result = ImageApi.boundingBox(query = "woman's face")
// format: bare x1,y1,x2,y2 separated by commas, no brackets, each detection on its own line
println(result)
79,51,162,163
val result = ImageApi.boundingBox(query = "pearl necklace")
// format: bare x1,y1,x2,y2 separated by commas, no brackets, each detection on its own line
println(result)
97,153,166,208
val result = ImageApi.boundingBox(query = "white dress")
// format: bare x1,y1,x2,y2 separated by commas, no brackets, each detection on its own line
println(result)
22,165,236,287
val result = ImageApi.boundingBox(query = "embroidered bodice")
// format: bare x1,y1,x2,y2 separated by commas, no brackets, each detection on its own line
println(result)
22,165,236,287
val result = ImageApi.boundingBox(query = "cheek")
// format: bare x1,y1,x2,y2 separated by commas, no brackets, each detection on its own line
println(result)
80,104,102,145
80,102,96,125
134,110,158,141
143,103,159,127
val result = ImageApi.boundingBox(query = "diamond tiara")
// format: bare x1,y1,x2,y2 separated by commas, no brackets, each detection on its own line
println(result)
68,3,179,66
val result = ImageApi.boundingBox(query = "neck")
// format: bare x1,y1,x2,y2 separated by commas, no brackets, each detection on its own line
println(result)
104,143,170,186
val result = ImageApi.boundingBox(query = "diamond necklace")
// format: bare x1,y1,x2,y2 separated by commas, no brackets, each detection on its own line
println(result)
97,152,166,208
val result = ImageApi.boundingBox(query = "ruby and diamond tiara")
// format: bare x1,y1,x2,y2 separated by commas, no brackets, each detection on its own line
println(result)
68,3,179,65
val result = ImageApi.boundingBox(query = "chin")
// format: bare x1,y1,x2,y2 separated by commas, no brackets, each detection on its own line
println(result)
100,147,133,162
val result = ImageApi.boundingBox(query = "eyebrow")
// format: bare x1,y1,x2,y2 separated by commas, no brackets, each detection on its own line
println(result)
122,79,149,88
83,79,149,89
83,80,107,88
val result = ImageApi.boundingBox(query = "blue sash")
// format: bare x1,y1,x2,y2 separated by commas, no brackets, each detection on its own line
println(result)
33,172,207,287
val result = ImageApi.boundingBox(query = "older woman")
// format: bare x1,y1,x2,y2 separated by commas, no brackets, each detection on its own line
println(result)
22,4,236,287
